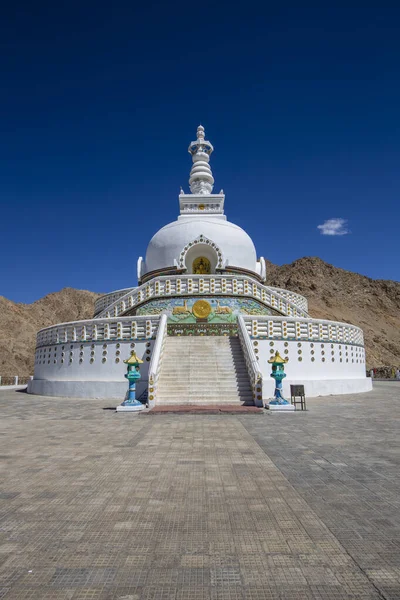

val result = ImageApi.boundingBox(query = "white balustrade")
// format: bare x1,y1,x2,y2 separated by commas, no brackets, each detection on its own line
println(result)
268,287,308,313
94,288,136,316
0,376,31,386
147,313,168,405
95,275,309,320
242,315,364,346
36,316,161,348
237,315,263,405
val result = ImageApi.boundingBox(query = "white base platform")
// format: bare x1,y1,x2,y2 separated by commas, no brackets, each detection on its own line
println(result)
262,377,373,400
116,403,145,412
27,379,141,400
0,385,28,391
266,403,295,411
27,376,373,401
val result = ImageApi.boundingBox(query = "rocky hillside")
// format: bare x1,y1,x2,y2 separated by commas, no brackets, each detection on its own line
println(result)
0,288,102,376
266,257,400,368
0,258,399,375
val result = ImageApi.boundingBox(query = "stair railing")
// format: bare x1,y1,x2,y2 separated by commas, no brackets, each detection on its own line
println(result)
237,315,263,407
147,312,168,407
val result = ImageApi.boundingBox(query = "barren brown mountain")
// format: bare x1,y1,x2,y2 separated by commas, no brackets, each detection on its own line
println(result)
1,257,399,376
0,288,102,376
267,257,400,369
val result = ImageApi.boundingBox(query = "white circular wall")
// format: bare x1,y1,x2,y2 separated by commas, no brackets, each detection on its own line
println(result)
29,339,153,399
254,339,371,398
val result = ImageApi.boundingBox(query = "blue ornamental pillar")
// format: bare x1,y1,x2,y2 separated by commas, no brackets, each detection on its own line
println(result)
116,351,145,412
267,351,294,411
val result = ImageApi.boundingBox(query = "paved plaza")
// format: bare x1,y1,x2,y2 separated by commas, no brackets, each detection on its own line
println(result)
0,382,399,599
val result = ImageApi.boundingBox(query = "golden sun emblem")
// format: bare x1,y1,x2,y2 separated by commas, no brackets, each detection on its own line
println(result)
192,300,212,319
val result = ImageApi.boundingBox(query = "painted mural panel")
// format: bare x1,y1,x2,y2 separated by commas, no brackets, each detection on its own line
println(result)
136,296,280,321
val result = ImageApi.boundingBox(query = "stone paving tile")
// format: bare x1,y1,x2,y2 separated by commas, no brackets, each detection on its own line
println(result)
0,386,398,598
241,381,400,599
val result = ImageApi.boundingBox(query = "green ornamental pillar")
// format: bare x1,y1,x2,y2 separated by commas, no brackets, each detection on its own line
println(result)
266,351,295,411
116,351,145,412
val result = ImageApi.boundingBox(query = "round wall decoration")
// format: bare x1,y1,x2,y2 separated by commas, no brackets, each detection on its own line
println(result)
192,299,212,319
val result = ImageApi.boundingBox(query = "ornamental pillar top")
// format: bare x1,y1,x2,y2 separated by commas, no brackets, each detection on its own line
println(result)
268,351,288,365
124,351,143,365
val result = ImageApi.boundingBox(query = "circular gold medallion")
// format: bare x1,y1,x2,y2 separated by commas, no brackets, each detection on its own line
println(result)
192,299,212,319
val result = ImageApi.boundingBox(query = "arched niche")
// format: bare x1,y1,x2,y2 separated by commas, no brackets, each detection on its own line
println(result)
178,235,224,274
184,243,219,274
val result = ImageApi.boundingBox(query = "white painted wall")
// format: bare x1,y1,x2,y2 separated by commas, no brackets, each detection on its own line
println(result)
33,340,153,382
254,338,370,398
29,339,154,400
27,380,128,400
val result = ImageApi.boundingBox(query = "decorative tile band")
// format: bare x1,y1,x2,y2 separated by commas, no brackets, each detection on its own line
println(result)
135,296,281,318
167,323,238,336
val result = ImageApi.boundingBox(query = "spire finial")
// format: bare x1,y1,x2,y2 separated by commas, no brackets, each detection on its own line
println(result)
188,125,214,195
197,124,205,141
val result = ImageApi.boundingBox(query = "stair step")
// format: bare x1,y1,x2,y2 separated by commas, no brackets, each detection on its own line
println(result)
157,394,254,400
160,365,249,371
158,385,251,389
161,376,250,380
154,335,254,406
156,398,254,404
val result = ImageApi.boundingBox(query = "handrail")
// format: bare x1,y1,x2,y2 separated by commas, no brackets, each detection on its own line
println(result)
0,376,32,386
237,315,263,406
94,288,136,316
147,313,168,406
95,274,309,320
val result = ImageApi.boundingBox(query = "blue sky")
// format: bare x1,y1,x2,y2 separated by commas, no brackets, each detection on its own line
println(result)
1,1,399,303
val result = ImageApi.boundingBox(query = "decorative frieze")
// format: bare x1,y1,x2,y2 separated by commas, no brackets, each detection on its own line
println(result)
167,322,238,337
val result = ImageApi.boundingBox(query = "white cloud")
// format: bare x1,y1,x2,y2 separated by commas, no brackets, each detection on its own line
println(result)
317,218,350,236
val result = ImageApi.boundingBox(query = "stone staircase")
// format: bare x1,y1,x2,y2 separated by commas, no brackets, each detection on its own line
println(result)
155,336,254,405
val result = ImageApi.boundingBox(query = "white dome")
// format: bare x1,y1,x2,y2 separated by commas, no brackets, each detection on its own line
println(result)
144,217,257,275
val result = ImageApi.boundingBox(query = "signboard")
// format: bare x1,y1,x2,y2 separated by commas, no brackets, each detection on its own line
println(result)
290,385,305,397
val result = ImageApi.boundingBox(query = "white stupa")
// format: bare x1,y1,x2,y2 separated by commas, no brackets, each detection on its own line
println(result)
28,126,372,404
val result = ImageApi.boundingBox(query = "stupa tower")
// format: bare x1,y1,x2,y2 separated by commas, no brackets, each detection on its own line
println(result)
28,125,371,404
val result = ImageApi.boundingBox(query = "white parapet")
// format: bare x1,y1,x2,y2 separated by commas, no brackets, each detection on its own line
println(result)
94,288,136,316
35,315,161,348
94,274,310,320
